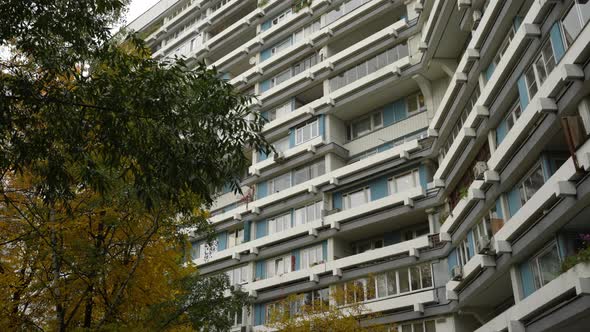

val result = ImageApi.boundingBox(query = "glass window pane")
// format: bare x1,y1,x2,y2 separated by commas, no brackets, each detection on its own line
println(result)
399,268,410,293
538,244,561,287
376,274,387,298
421,265,433,288
425,321,436,332
352,117,372,138
387,271,397,296
410,266,421,290
562,5,583,46
414,323,425,332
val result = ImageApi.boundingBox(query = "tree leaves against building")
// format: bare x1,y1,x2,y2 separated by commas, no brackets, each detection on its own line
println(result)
267,279,394,332
0,0,271,330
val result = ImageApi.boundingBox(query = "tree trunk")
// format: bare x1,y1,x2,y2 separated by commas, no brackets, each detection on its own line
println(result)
50,209,66,332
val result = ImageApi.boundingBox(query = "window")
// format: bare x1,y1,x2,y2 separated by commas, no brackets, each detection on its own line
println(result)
293,159,325,185
407,92,426,114
530,242,561,290
349,111,383,139
269,172,291,194
329,42,408,91
343,187,371,209
490,25,517,72
294,201,323,226
272,38,292,55
473,218,492,250
271,136,290,155
517,163,545,205
397,320,437,332
266,254,292,278
268,213,292,235
324,0,370,26
403,227,429,241
267,101,293,122
227,228,244,248
295,119,320,145
458,237,472,266
389,170,420,194
533,41,557,85
270,8,292,28
225,265,249,285
353,238,384,254
505,102,522,132
524,66,538,99
301,244,324,269
336,263,433,306
562,1,590,46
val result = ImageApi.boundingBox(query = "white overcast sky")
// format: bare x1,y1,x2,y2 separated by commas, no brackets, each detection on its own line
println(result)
126,0,161,24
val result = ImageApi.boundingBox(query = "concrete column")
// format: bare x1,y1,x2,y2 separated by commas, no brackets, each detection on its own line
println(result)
578,96,590,136
323,78,331,98
510,265,524,303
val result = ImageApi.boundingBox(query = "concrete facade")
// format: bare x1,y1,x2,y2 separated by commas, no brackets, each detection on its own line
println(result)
129,0,590,330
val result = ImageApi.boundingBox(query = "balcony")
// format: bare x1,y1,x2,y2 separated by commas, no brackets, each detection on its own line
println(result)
244,236,430,292
474,262,590,332
209,140,422,225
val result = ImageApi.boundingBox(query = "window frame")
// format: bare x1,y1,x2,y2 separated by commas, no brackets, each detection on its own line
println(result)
343,186,371,210
388,169,420,194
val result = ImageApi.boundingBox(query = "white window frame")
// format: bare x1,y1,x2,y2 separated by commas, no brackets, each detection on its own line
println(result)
530,241,562,290
388,169,420,194
406,92,427,115
349,111,383,140
532,40,557,86
267,212,292,236
516,162,545,206
294,201,323,226
269,172,292,194
295,119,320,145
227,228,244,248
343,187,371,210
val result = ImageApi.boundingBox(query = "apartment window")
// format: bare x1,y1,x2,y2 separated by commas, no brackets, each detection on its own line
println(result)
505,102,522,132
225,265,249,285
472,218,492,251
272,38,292,55
267,101,293,122
343,187,371,209
517,163,545,205
271,136,290,155
295,119,320,145
407,92,426,114
229,309,243,327
271,8,292,27
272,69,292,87
562,1,590,46
398,320,437,332
533,41,557,85
530,242,561,290
329,42,408,91
266,254,292,278
389,169,420,194
294,201,323,226
349,111,383,139
293,53,319,76
491,26,516,71
301,244,324,269
524,66,538,100
293,159,325,185
458,237,472,266
354,238,384,254
337,263,433,305
324,0,370,26
269,172,291,194
268,213,292,235
403,227,429,241
227,228,244,248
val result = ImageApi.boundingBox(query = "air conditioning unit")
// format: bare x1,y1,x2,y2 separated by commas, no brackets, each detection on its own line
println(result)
274,151,285,161
473,161,488,180
476,235,491,254
451,265,463,281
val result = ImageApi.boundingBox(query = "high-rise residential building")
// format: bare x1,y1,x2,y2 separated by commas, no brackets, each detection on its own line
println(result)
128,0,590,330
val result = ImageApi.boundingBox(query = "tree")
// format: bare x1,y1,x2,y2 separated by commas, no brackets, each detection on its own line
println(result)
267,281,392,332
0,0,271,330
